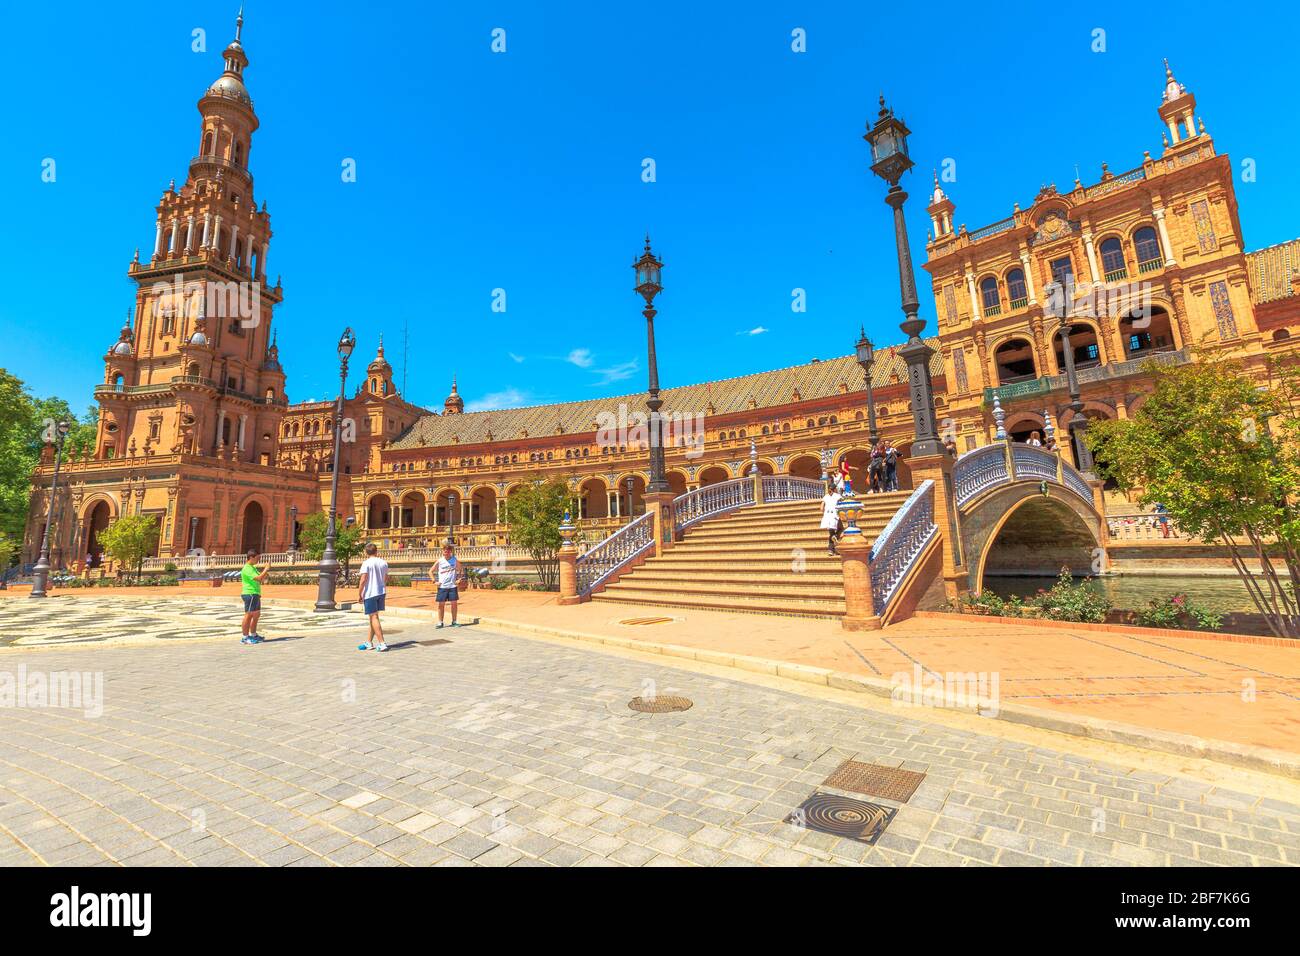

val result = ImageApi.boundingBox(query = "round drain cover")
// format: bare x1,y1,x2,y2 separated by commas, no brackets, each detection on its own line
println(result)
628,695,693,714
798,793,889,839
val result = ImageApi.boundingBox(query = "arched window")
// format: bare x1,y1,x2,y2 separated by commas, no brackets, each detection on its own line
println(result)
1134,226,1162,270
233,140,243,166
1273,328,1291,342
203,131,214,156
112,374,124,392
1006,269,1027,308
1099,237,1127,280
980,276,1001,317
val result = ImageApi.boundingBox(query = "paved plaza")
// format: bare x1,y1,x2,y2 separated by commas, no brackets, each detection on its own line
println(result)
1,597,1299,866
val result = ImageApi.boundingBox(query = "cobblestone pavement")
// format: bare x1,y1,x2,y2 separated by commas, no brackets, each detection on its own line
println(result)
0,597,363,648
1,611,1298,866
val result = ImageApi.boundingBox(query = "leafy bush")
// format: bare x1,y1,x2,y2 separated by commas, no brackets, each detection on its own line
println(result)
1034,569,1112,623
1135,593,1223,631
958,569,1111,623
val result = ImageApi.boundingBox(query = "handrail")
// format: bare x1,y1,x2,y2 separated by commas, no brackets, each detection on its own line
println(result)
574,511,654,596
672,477,754,534
952,442,1094,509
868,480,937,614
760,475,825,503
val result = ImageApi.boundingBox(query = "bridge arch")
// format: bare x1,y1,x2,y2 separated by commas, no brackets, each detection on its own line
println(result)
962,482,1104,594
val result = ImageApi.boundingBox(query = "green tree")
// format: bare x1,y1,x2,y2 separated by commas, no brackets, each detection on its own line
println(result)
505,479,569,590
97,514,161,583
0,369,98,540
1089,355,1300,637
297,511,364,579
0,530,15,575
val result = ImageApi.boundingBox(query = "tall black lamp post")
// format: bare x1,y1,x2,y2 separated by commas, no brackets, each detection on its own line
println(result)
1054,318,1095,475
634,236,669,493
289,504,298,550
865,96,943,459
315,326,356,612
30,420,71,598
447,492,458,547
854,328,881,448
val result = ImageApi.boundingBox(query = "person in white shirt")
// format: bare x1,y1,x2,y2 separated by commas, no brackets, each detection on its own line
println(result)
433,543,467,628
820,483,843,556
356,542,389,652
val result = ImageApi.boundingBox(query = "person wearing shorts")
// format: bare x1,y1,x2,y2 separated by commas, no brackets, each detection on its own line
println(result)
240,549,270,645
357,543,389,652
433,544,467,628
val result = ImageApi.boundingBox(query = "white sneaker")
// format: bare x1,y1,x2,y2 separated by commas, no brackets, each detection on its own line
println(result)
375,642,388,652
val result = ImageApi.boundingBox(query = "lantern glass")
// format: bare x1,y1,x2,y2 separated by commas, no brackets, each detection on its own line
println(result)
856,337,874,366
338,328,356,360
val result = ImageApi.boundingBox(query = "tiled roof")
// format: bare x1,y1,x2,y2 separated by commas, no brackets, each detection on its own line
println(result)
1248,238,1300,304
390,339,945,450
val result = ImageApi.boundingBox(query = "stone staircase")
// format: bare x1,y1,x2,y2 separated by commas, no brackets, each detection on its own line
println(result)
591,491,911,619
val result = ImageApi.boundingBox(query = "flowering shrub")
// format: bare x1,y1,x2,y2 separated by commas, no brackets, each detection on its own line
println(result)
957,569,1111,624
1135,593,1223,631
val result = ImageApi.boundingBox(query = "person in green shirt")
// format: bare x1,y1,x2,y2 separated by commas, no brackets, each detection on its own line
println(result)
239,549,270,645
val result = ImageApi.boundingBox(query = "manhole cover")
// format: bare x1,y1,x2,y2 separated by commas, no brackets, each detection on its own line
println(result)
628,695,693,713
823,760,926,803
619,617,674,626
787,792,895,844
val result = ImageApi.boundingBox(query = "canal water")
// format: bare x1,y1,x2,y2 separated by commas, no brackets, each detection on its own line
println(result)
986,574,1263,614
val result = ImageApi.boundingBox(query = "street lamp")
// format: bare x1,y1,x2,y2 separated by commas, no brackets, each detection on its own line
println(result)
1055,318,1095,474
625,476,634,517
854,327,880,448
315,326,356,612
447,492,458,547
864,96,942,459
30,420,71,598
634,235,669,493
289,504,298,550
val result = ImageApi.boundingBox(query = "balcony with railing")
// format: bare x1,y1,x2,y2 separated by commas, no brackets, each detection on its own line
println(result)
1137,257,1164,275
984,347,1190,405
1103,266,1129,283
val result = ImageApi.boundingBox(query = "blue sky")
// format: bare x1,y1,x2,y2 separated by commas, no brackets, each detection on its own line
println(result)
3,1,1297,415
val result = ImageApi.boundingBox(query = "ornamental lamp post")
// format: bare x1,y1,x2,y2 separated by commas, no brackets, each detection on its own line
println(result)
633,235,669,493
865,96,943,459
30,420,71,598
289,504,298,551
854,327,880,448
1049,304,1095,475
447,492,458,547
315,326,356,612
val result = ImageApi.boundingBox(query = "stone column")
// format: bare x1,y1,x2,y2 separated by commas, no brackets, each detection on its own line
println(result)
211,215,222,250
261,242,269,280
644,490,676,554
237,414,246,452
185,216,195,253
201,215,211,249
1152,207,1177,266
168,218,180,257
838,531,879,631
1019,252,1037,304
153,221,164,257
965,270,979,319
215,410,226,450
245,234,255,272
557,516,580,605
229,224,239,262
1083,232,1100,283
909,452,967,604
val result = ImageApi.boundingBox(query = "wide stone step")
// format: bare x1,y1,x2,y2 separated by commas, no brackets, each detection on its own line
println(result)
628,568,843,587
604,577,845,598
591,589,846,619
641,558,845,573
685,523,891,543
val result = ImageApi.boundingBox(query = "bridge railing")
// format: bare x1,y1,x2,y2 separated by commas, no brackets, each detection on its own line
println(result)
953,442,1094,509
868,480,938,615
761,475,826,503
575,511,654,596
672,477,755,535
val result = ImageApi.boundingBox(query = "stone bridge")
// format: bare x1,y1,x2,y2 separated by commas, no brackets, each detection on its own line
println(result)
951,443,1106,594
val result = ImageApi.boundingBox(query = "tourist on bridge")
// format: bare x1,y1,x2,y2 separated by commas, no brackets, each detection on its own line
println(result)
821,482,843,556
884,440,900,492
868,441,886,494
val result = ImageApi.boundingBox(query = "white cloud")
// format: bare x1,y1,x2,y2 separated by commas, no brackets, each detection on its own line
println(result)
591,360,639,386
737,326,768,336
508,352,525,363
566,348,594,368
465,388,528,412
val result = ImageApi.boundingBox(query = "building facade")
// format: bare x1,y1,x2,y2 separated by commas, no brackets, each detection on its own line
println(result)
923,62,1300,467
25,39,1300,569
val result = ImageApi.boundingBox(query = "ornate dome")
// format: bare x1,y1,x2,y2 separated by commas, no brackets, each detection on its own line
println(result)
443,377,464,415
109,313,133,356
368,337,392,375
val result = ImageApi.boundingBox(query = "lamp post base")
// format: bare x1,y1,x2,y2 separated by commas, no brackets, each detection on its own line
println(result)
315,557,340,612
